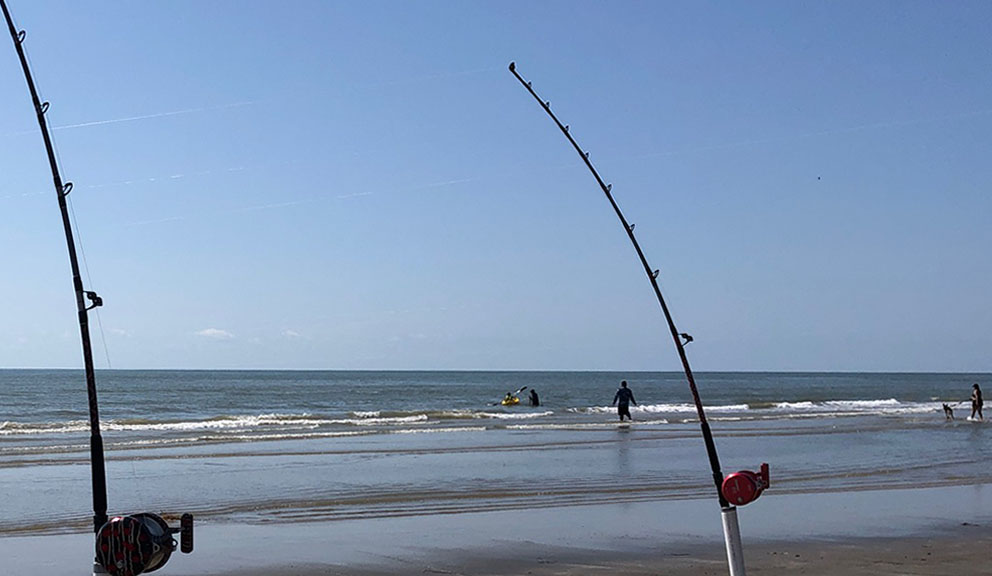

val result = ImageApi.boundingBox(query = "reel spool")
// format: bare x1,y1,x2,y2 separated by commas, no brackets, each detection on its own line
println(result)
95,512,193,576
722,463,770,506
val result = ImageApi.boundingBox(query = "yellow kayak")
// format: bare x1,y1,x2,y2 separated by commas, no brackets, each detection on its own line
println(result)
501,396,520,406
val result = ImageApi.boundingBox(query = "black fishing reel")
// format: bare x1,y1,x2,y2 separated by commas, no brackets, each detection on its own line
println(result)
95,513,193,576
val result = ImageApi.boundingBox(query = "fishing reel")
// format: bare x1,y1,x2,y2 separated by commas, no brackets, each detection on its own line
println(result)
721,463,769,506
94,512,193,576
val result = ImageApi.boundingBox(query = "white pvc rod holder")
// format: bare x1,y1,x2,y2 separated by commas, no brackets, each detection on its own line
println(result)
721,506,747,576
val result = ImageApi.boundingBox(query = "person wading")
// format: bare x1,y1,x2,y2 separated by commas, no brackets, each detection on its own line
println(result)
612,380,637,422
971,383,984,421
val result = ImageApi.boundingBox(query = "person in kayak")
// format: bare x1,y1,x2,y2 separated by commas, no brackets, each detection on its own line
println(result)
612,380,636,421
529,389,540,406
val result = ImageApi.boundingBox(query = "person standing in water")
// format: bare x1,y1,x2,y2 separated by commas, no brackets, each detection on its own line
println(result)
971,383,984,420
612,380,637,421
529,389,540,406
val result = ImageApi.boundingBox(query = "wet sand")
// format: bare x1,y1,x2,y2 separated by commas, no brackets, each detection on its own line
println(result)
6,528,990,576
2,486,990,575
226,527,992,576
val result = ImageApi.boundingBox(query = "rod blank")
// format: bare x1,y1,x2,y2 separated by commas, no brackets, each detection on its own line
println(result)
507,60,730,509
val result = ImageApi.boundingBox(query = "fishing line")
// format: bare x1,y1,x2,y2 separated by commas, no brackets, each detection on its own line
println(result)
4,5,196,570
45,95,114,371
508,61,728,501
509,61,756,576
18,24,113,371
1,0,110,534
66,199,113,369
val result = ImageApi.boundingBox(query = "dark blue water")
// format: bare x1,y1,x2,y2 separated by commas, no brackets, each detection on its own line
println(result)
2,369,985,426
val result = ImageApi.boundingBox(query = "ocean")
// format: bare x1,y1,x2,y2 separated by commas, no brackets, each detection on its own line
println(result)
1,370,989,538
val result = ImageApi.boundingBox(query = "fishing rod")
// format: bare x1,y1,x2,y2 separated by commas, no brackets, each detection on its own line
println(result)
2,3,192,575
508,62,767,576
0,0,108,535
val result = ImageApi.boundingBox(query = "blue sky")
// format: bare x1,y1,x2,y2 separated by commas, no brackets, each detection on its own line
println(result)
0,1,989,371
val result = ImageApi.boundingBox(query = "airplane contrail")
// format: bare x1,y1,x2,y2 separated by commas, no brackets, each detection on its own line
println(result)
0,101,255,138
239,198,316,212
3,63,492,139
52,101,255,131
120,173,470,226
4,64,494,137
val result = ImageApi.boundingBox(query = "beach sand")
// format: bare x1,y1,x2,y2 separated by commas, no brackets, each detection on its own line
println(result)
3,485,990,575
6,529,990,576
230,529,992,576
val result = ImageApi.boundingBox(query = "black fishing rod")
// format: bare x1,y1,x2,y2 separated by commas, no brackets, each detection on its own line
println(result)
0,0,108,534
3,4,192,575
509,60,727,504
509,62,767,576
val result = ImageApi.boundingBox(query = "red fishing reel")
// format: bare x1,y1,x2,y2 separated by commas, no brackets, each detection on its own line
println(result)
722,463,769,506
96,513,193,576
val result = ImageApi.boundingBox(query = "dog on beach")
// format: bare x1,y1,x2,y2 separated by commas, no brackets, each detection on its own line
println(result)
942,403,954,420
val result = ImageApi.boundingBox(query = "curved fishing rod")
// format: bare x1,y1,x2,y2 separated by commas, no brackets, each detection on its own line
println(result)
509,62,772,576
3,4,193,575
1,0,108,534
508,61,729,507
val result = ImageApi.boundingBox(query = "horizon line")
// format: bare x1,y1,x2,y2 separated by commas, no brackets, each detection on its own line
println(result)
1,367,989,375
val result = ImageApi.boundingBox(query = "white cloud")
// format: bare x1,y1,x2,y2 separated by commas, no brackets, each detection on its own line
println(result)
195,328,235,340
280,329,302,339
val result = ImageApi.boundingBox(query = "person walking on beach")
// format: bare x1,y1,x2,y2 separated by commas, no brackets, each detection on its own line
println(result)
971,383,983,420
612,380,636,421
529,389,540,406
